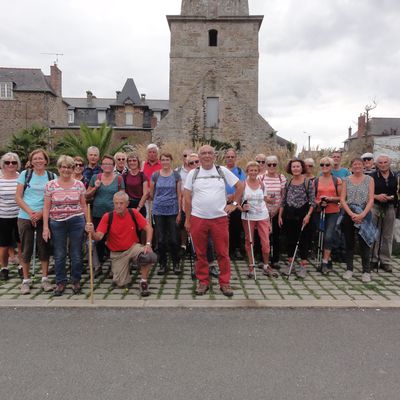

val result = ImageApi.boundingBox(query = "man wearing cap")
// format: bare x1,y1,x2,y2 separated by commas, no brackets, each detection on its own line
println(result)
361,152,376,175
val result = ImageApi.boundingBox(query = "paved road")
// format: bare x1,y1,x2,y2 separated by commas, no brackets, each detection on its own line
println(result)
1,308,399,400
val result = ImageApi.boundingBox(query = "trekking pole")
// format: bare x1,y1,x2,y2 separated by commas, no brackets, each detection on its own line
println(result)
246,215,257,281
188,234,196,280
87,204,94,304
376,208,386,273
286,224,305,280
31,227,37,282
317,208,326,270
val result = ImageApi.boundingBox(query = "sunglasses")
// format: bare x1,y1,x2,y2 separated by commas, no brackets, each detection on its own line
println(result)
320,163,331,167
4,160,18,166
267,163,277,167
363,157,373,161
117,158,126,161
256,160,266,164
75,163,84,167
128,159,138,162
189,160,200,165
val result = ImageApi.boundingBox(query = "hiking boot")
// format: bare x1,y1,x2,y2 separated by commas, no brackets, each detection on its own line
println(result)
220,284,234,297
173,263,182,275
53,282,66,296
20,282,31,295
0,268,9,281
94,267,102,278
209,264,220,278
157,264,167,276
296,266,307,279
362,273,371,283
139,281,150,297
380,264,392,273
195,283,209,296
343,270,353,280
41,279,54,292
263,264,279,278
72,281,82,295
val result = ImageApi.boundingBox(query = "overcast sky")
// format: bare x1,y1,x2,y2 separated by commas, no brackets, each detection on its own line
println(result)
1,0,399,151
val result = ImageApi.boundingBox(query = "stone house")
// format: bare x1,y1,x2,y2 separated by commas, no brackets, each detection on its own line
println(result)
0,64,67,145
154,0,288,150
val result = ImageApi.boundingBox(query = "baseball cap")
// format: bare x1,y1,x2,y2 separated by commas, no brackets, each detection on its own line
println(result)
361,152,374,160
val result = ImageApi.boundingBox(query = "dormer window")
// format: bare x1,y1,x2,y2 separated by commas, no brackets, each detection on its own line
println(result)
209,29,218,47
0,82,13,99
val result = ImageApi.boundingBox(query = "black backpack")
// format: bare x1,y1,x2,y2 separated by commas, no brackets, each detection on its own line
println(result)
106,208,141,241
23,169,55,193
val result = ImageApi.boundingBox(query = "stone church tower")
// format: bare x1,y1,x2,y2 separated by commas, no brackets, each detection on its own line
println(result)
153,0,276,149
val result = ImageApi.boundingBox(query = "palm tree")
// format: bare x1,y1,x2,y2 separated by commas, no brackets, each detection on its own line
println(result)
55,123,127,159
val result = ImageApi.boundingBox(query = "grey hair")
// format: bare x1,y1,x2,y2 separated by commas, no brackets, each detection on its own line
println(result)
147,143,159,152
376,154,391,162
113,191,129,203
0,152,21,170
87,146,99,155
266,155,278,163
304,158,315,166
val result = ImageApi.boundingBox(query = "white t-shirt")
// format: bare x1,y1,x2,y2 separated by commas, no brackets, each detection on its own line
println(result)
241,183,269,221
185,165,239,219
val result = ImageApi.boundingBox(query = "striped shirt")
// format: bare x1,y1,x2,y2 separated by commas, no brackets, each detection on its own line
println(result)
0,176,19,218
259,173,287,217
45,179,86,221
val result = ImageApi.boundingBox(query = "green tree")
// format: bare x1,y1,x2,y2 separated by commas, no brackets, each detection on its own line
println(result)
55,123,127,159
7,125,49,166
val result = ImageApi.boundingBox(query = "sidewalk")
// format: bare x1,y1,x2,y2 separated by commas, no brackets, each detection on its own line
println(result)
1,256,400,308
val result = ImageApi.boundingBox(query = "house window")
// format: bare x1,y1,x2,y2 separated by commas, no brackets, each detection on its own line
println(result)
68,110,75,124
0,82,13,99
125,112,133,126
98,110,106,124
209,30,218,47
206,97,219,128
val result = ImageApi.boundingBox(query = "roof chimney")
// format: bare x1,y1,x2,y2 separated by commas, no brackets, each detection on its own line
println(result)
141,93,146,103
86,90,93,105
357,114,366,137
50,63,62,97
348,126,352,138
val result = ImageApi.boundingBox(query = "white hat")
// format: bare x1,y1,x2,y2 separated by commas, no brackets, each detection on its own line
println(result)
361,152,374,160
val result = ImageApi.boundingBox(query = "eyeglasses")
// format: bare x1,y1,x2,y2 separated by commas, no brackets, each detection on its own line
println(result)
4,160,18,166
256,160,266,164
60,165,73,170
75,163,84,167
101,163,114,166
267,163,277,167
306,165,314,168
363,157,373,161
117,158,126,162
189,160,200,165
320,163,331,167
128,159,138,162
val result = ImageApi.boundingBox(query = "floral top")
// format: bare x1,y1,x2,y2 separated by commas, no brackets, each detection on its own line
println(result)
282,178,315,209
345,175,371,207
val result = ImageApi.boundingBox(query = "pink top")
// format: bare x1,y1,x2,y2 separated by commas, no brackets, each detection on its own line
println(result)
45,179,86,221
316,177,342,214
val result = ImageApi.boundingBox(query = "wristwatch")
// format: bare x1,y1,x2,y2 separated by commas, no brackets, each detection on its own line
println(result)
146,242,151,246
232,201,238,206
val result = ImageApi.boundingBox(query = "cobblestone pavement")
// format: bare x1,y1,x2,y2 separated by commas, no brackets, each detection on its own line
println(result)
1,255,400,306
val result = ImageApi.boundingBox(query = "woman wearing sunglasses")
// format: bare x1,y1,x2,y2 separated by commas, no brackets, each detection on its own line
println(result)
260,155,286,270
73,156,86,186
314,157,342,274
0,153,21,281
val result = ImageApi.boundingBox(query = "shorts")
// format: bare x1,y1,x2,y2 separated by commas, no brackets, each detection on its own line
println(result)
0,217,20,247
17,218,51,263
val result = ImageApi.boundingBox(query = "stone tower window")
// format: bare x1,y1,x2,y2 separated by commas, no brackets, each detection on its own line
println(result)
208,29,218,47
206,97,219,128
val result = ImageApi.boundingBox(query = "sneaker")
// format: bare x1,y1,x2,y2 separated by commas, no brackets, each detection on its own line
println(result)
139,281,150,297
362,272,371,283
20,282,31,295
18,266,23,279
296,266,307,279
220,284,234,297
209,264,220,278
53,282,66,296
380,264,392,273
173,263,182,275
343,270,353,280
195,283,209,296
41,279,54,292
0,268,9,281
321,262,329,275
263,264,279,278
157,264,167,276
246,265,255,279
72,281,82,295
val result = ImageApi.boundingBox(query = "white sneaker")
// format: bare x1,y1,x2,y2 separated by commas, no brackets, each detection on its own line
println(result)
343,270,353,280
362,273,371,283
20,282,31,295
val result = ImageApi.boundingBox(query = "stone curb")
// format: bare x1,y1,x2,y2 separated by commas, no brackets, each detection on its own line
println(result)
1,299,400,309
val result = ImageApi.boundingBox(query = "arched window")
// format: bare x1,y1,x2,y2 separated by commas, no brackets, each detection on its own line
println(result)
209,29,218,47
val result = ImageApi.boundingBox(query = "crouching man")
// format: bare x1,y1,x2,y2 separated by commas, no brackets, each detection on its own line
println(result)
85,191,156,296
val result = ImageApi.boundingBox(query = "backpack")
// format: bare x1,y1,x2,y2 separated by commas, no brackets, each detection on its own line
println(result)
106,208,141,242
284,177,313,205
152,170,181,186
122,171,145,190
23,169,55,193
314,176,339,197
192,165,227,185
97,173,123,191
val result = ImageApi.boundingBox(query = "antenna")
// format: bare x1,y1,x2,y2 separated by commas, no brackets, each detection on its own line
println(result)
41,52,64,64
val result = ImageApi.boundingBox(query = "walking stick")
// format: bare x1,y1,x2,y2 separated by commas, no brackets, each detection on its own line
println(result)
188,234,196,281
376,208,386,273
87,205,94,304
317,208,326,270
246,215,257,281
286,224,305,280
31,227,37,282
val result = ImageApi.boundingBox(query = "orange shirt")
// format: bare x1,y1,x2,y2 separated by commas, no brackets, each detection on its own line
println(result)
316,177,341,214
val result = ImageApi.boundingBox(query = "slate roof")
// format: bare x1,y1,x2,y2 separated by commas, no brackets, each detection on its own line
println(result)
348,117,400,140
0,67,55,94
116,78,141,105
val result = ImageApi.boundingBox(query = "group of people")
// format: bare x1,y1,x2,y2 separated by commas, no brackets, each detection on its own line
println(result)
0,144,398,297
